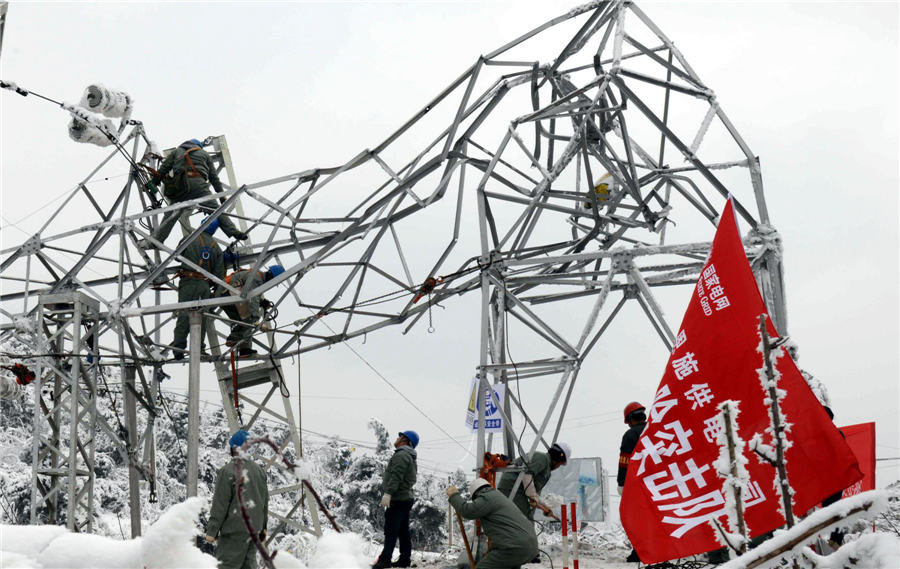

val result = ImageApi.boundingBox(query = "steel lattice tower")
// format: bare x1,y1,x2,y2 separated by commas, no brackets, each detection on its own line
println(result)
1,0,786,535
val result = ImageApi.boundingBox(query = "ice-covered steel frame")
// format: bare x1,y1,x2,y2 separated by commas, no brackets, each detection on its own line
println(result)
30,292,99,532
1,0,787,526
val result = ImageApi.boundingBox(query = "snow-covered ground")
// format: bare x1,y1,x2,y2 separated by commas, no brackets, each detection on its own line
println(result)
3,493,898,569
0,495,637,569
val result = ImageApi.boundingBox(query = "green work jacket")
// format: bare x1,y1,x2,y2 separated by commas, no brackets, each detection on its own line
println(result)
158,143,225,196
382,446,417,501
225,269,264,321
207,457,268,539
449,487,538,552
496,451,552,518
179,233,224,280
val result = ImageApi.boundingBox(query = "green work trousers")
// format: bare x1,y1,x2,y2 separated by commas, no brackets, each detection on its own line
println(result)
476,546,537,569
222,303,254,345
215,533,258,569
172,278,211,349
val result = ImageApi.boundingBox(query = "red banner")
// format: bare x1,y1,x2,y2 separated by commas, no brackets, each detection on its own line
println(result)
839,422,876,498
620,200,862,563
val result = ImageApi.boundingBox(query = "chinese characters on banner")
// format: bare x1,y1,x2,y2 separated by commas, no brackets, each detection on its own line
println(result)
465,376,506,433
620,200,863,564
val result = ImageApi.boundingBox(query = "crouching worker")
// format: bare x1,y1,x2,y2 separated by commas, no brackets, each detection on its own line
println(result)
221,265,284,357
205,429,269,569
447,478,538,569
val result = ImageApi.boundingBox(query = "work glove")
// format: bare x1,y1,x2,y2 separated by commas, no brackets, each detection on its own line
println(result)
380,494,392,508
205,535,216,543
260,299,274,310
445,485,459,498
259,529,267,542
617,485,624,496
232,231,249,241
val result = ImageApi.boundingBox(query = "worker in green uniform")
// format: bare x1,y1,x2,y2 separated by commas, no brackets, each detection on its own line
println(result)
205,429,269,569
447,477,539,569
373,430,419,569
496,442,570,520
169,218,224,360
141,139,247,248
220,265,284,357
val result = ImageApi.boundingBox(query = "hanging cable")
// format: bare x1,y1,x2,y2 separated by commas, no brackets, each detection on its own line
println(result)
306,307,473,458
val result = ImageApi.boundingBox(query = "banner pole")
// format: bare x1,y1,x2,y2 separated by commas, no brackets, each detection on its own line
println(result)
561,504,569,569
570,501,579,569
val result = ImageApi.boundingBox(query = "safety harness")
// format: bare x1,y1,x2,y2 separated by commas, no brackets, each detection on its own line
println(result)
182,146,205,179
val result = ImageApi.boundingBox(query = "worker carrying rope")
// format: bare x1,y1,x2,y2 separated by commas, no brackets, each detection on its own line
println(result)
220,265,284,357
138,139,248,249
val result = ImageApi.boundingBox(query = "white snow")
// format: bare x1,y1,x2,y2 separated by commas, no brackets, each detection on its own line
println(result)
717,490,890,569
0,498,217,569
306,532,370,569
800,532,900,569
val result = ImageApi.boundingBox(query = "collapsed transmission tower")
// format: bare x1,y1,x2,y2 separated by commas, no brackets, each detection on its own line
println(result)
1,0,786,535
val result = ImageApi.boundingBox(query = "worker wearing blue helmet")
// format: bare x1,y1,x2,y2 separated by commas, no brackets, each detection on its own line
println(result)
169,217,225,360
220,265,284,357
373,430,419,569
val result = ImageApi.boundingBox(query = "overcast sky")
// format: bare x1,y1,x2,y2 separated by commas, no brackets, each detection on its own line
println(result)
1,1,898,514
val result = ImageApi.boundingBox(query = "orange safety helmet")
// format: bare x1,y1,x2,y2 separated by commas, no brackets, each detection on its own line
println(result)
623,401,645,423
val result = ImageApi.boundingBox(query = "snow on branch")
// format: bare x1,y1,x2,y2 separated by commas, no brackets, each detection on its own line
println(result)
755,314,795,527
711,399,751,556
716,490,890,569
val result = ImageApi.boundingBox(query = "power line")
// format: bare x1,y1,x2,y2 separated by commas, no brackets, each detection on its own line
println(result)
308,309,475,458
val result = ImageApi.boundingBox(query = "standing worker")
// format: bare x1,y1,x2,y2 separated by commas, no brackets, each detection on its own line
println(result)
205,429,269,569
169,218,224,360
141,139,248,248
373,430,419,569
447,478,538,569
618,401,647,563
496,442,570,520
220,265,284,357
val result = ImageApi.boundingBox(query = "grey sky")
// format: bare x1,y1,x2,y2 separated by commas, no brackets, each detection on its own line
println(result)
1,0,897,511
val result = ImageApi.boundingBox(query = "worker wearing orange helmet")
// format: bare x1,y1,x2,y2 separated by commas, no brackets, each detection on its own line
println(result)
617,402,646,493
618,401,646,563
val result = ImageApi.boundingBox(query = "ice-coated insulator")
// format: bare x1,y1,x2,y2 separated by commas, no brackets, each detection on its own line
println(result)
80,84,133,119
68,117,115,147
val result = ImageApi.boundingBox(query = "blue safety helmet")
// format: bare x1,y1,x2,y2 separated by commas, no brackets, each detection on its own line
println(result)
203,217,220,236
399,430,419,448
189,138,203,147
229,429,249,449
268,265,285,278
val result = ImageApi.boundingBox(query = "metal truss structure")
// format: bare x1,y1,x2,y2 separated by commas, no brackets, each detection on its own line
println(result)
1,0,786,535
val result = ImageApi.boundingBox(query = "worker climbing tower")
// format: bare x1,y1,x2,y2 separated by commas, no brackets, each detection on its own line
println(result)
1,0,786,536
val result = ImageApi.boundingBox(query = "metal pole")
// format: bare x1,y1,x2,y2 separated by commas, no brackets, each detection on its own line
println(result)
186,309,202,497
67,301,83,530
123,365,142,537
